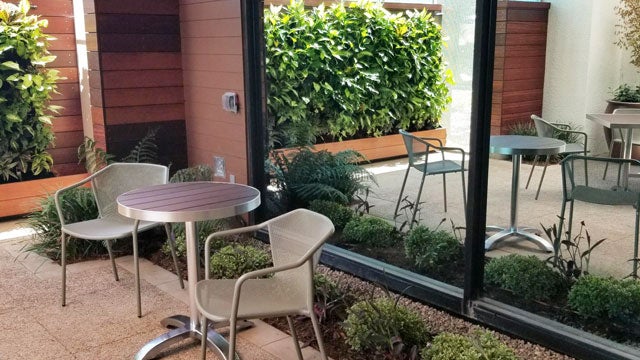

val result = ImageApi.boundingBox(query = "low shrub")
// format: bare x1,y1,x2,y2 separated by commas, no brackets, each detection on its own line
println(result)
313,273,355,323
169,164,213,183
485,254,565,302
404,226,462,273
209,244,271,279
161,219,227,258
568,275,640,323
308,200,355,230
342,216,397,247
344,297,429,354
421,331,518,360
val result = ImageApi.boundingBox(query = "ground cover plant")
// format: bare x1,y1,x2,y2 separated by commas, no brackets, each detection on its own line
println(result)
264,0,452,148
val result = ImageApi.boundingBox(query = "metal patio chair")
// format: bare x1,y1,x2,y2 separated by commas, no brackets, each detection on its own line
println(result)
394,129,467,228
196,208,334,360
526,114,588,200
558,155,640,277
55,162,184,317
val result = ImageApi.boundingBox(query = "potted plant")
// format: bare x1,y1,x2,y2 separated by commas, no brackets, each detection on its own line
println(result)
607,0,640,112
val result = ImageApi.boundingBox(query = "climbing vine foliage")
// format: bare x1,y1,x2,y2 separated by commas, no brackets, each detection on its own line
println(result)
264,0,452,148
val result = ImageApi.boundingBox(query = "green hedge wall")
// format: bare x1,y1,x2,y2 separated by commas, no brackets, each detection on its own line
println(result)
265,0,452,148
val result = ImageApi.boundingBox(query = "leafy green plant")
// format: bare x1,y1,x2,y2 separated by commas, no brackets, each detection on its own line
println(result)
615,0,640,69
313,273,356,323
421,331,518,360
270,148,375,209
568,275,640,324
342,216,397,247
264,0,452,148
25,187,105,261
308,199,354,230
343,297,429,356
161,219,227,259
208,244,272,279
121,127,160,164
0,0,61,182
508,121,537,137
169,164,213,183
404,226,462,274
485,254,565,302
543,220,605,283
610,83,640,102
77,136,115,173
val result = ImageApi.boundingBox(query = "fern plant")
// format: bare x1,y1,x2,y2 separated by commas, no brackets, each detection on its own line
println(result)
270,148,375,209
122,127,160,163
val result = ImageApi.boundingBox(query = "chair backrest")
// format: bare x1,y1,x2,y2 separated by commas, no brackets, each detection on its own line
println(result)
267,208,334,302
531,115,556,139
399,129,435,167
91,163,169,218
560,155,640,206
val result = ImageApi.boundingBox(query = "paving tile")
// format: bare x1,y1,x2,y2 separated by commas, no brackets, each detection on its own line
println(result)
0,310,75,359
261,336,322,360
238,319,290,347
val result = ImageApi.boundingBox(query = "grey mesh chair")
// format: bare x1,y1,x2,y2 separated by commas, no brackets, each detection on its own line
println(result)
196,208,334,360
55,163,184,317
603,108,640,179
558,155,640,277
526,115,588,200
394,129,466,228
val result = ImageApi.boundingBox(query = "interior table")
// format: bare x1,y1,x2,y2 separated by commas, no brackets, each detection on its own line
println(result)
486,135,565,251
587,113,640,176
117,181,261,360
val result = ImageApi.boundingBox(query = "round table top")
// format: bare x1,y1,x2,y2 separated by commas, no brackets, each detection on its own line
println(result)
490,135,566,156
117,181,261,223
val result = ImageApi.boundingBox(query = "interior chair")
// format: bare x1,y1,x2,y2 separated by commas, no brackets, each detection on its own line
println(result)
603,108,640,179
55,162,184,317
525,114,588,200
558,155,640,277
394,129,467,229
195,208,334,360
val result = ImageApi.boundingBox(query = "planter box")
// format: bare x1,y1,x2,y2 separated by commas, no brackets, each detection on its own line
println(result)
311,128,447,161
0,173,88,218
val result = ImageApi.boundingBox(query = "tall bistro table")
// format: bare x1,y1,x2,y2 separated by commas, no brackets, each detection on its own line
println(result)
486,135,565,251
587,113,640,176
117,181,261,360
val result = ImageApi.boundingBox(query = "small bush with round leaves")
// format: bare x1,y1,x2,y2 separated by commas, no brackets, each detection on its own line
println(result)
485,254,565,302
404,226,462,273
568,275,640,323
421,330,518,360
343,297,429,354
209,244,271,279
342,216,397,247
161,219,227,258
308,199,355,230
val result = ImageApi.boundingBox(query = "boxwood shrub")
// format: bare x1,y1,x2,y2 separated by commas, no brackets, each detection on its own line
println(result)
208,244,271,279
568,275,640,323
421,331,518,360
404,225,462,273
342,216,397,247
308,199,355,230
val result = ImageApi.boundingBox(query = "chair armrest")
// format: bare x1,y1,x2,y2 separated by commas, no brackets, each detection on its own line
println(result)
439,146,467,165
203,222,268,278
561,129,588,149
550,122,572,130
419,136,444,148
54,174,93,226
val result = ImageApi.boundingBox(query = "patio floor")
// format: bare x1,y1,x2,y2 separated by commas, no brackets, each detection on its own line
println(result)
0,227,323,360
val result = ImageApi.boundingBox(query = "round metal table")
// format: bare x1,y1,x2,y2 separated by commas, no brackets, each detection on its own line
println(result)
117,181,260,360
487,135,565,251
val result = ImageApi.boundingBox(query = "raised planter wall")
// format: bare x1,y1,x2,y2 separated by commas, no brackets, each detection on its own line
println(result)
492,1,550,135
0,173,88,218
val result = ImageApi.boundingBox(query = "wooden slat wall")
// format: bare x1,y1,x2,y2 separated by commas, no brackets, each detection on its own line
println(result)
31,0,84,176
492,1,550,135
86,0,187,170
180,0,247,183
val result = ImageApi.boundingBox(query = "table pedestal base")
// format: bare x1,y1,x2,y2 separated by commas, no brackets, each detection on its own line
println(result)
485,225,552,252
135,315,253,360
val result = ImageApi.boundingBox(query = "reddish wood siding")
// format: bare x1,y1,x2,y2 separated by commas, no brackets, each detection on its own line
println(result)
180,0,247,183
87,0,187,170
31,0,84,175
492,1,550,135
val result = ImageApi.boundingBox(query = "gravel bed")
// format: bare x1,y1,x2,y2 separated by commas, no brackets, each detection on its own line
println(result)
318,266,574,360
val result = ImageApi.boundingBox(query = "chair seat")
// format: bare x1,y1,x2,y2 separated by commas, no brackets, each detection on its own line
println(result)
62,215,160,240
412,159,463,175
196,278,307,322
563,142,587,154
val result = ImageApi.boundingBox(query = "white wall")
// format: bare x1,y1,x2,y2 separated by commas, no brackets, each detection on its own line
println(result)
543,0,640,154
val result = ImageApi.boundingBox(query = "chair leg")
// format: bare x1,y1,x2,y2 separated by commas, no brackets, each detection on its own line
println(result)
133,220,142,318
228,316,237,360
603,139,617,179
534,155,551,200
411,172,428,229
634,207,639,279
525,155,539,189
394,166,411,218
441,173,448,212
309,311,328,360
461,170,467,216
164,223,184,289
105,239,119,281
287,316,304,360
567,200,575,243
61,232,67,307
200,316,208,360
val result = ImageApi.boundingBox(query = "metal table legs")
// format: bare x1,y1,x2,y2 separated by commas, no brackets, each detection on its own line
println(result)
485,154,553,252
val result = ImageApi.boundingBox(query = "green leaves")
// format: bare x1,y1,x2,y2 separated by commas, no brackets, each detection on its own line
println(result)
265,0,452,148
